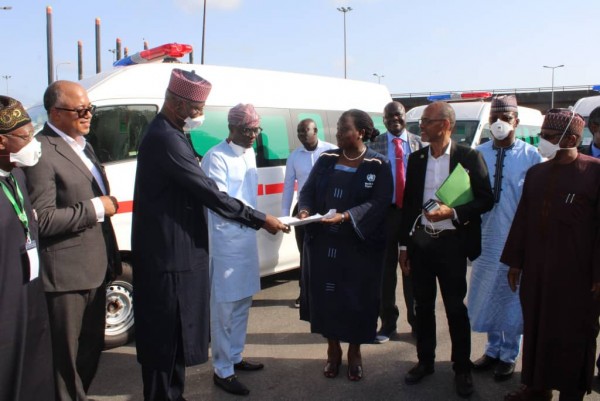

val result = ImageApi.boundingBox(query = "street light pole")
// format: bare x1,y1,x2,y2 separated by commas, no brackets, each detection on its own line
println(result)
543,64,565,109
55,61,71,80
201,0,206,64
1,75,11,95
373,73,384,84
337,6,352,79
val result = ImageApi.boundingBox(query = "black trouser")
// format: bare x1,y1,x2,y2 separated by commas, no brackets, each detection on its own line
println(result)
292,203,305,285
410,228,471,373
379,205,415,332
46,286,106,401
141,317,186,401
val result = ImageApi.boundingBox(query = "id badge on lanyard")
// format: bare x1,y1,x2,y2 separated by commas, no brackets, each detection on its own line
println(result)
26,238,40,280
1,174,39,281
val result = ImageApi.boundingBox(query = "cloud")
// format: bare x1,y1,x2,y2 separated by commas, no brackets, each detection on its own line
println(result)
173,0,242,12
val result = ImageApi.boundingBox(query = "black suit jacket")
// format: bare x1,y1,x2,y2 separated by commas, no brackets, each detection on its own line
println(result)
400,141,493,261
24,124,120,292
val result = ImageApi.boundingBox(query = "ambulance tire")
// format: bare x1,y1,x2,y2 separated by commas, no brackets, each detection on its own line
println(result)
104,261,135,349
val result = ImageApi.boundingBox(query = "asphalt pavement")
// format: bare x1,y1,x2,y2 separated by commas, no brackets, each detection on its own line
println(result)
89,269,600,401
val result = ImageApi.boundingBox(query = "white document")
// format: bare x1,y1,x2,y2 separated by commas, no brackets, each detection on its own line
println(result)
278,209,337,227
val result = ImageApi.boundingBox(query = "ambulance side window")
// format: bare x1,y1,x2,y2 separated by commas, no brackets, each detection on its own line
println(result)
88,105,158,163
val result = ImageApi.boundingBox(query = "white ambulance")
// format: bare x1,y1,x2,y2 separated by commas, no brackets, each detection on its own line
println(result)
404,92,544,147
572,91,600,147
26,43,393,347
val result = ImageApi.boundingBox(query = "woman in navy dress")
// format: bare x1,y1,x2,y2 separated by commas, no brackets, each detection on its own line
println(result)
298,109,393,381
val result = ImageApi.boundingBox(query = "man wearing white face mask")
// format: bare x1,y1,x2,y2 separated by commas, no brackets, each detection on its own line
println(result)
501,109,600,401
0,96,54,401
468,95,542,381
132,70,289,400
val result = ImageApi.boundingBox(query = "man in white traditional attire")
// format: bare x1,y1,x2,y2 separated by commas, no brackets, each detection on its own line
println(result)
202,103,267,396
467,95,542,380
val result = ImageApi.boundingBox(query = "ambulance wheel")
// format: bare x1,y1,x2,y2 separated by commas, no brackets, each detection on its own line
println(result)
104,261,135,349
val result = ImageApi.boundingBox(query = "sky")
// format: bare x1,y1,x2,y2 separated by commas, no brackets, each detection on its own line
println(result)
1,0,599,106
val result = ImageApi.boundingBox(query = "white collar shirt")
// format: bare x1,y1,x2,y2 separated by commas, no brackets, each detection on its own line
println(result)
422,141,455,230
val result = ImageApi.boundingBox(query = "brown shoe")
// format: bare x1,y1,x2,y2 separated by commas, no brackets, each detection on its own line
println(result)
504,385,552,401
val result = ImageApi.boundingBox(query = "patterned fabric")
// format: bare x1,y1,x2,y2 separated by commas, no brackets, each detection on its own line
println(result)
167,68,212,102
542,108,585,136
468,140,542,334
0,96,31,134
228,103,260,128
490,95,518,113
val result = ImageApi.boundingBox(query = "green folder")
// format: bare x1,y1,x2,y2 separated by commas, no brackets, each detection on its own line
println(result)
435,163,474,207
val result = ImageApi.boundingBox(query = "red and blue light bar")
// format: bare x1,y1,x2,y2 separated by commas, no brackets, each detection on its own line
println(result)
427,92,492,102
114,43,193,67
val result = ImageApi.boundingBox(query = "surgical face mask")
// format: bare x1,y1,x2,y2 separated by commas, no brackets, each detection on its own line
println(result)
10,138,42,167
490,119,513,140
537,137,561,159
183,115,205,131
538,110,577,159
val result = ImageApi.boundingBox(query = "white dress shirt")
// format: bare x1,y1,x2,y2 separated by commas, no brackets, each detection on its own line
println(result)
47,122,106,222
422,142,456,231
281,139,337,216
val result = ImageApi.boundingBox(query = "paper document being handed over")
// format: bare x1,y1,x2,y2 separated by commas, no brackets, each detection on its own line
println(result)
278,209,337,227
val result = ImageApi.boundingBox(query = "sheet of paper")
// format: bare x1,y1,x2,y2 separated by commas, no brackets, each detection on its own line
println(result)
278,209,336,227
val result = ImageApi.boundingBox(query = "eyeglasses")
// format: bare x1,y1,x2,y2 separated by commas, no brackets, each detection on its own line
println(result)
418,118,445,125
54,105,96,118
5,131,34,141
538,132,570,141
241,127,263,137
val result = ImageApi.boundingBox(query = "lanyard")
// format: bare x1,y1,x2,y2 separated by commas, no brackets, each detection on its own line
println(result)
0,174,30,240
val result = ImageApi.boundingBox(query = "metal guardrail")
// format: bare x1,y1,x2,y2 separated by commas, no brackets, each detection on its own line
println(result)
392,84,598,98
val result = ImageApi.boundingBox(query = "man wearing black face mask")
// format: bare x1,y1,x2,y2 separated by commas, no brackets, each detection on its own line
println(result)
502,109,600,401
132,69,288,400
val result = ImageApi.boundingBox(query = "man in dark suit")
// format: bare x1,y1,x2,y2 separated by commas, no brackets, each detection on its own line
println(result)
25,81,121,401
132,69,288,400
368,101,423,342
399,101,493,398
580,106,600,158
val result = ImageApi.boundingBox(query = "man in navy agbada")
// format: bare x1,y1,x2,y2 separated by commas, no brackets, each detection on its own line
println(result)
132,69,288,401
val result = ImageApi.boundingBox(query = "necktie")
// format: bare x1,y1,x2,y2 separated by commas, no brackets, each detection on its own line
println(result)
393,137,405,208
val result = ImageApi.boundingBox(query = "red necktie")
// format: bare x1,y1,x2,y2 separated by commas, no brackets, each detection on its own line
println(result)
393,137,405,208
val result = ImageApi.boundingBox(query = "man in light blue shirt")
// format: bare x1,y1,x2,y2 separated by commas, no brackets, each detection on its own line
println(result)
281,119,336,307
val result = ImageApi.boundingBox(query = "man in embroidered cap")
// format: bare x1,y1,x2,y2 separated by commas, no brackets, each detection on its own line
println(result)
132,71,288,400
0,96,54,401
202,103,266,395
468,95,542,381
25,81,121,401
501,109,600,401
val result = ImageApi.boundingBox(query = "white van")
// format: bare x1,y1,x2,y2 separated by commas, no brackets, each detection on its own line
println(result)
26,50,392,347
404,93,543,148
572,94,600,147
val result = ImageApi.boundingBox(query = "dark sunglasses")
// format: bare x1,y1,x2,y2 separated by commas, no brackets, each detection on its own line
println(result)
54,105,96,118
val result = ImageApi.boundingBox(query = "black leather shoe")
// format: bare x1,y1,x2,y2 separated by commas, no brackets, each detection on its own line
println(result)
494,361,515,381
404,363,434,384
472,354,499,371
455,371,474,398
234,359,264,371
213,374,249,396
